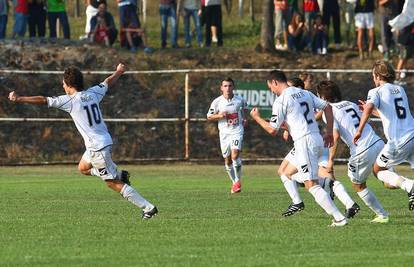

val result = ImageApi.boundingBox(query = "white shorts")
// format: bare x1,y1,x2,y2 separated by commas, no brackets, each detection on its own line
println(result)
376,137,414,169
355,13,374,29
82,146,118,181
219,132,243,158
285,145,328,169
348,139,384,184
288,134,324,183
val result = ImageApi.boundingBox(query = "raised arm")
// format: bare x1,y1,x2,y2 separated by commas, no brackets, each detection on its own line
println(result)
353,102,375,144
8,91,47,105
104,63,126,88
250,107,278,136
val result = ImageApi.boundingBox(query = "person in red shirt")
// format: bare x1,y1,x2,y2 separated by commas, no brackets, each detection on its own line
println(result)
12,0,28,38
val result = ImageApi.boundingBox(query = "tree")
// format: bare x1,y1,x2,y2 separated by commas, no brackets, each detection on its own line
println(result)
260,0,275,52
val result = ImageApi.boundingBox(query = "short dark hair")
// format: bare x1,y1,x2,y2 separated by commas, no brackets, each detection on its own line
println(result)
316,80,342,102
221,77,235,86
287,77,305,88
372,60,396,83
299,72,313,82
268,70,287,83
64,66,84,91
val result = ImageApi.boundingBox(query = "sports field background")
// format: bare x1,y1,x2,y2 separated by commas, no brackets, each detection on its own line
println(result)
1,164,414,266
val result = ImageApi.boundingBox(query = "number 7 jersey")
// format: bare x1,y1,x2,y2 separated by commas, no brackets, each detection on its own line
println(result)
367,83,414,146
47,82,113,151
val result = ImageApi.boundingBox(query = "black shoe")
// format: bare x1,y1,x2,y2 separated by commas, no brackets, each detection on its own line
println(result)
282,202,305,217
142,206,158,220
345,203,360,218
120,170,131,185
408,187,414,210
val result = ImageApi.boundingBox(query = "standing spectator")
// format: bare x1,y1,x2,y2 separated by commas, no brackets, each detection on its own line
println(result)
159,0,178,48
288,12,308,52
343,0,357,48
182,0,202,48
12,0,28,38
47,0,70,39
355,0,375,59
312,14,328,54
395,23,414,82
303,0,320,50
378,0,399,61
0,0,8,39
274,0,289,50
204,0,222,47
89,2,117,46
28,0,46,38
81,0,100,39
117,0,141,46
322,0,341,48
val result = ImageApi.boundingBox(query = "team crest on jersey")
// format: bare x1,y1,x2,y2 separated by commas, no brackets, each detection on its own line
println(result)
98,168,108,176
301,164,309,173
348,164,356,172
270,115,278,122
379,154,389,163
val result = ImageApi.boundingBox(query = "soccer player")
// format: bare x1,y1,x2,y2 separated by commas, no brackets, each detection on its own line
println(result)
207,77,248,194
354,60,414,211
8,63,158,220
316,80,389,223
251,70,348,226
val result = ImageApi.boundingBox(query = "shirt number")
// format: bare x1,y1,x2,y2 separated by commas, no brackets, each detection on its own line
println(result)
300,102,313,124
83,103,102,126
394,98,407,119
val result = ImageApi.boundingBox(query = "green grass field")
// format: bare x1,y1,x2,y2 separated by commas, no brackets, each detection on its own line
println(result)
1,164,414,266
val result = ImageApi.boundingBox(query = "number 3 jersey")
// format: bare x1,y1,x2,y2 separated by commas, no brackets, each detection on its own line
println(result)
367,83,414,146
270,86,327,141
46,82,113,151
207,95,247,135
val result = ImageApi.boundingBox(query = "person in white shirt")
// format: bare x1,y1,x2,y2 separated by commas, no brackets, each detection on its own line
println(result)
8,63,158,220
207,78,248,194
354,60,414,212
250,70,348,227
317,80,389,223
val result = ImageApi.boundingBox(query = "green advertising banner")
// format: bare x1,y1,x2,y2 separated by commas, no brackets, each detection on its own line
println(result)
234,81,276,118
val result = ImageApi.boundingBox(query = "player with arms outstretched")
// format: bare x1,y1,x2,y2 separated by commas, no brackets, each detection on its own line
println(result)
8,63,158,220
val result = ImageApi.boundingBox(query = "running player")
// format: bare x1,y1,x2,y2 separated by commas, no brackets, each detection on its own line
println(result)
317,80,389,223
207,78,248,194
8,63,158,220
251,70,348,226
354,60,414,211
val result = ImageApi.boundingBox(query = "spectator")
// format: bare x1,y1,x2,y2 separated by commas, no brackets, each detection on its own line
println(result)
288,13,308,51
0,0,8,39
204,0,222,47
159,0,178,48
181,0,202,48
90,2,117,46
274,0,289,50
312,13,328,54
395,23,413,82
322,0,341,48
355,0,375,59
378,0,399,61
28,0,46,38
47,0,70,39
343,0,357,48
81,0,101,39
303,0,320,50
117,0,141,44
120,23,154,53
12,0,28,38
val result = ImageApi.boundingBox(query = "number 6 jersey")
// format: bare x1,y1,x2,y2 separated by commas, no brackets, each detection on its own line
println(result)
367,83,414,146
47,82,113,151
207,95,247,135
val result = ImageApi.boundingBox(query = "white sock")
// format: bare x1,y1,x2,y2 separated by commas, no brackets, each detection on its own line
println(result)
280,175,302,204
309,185,345,222
377,170,414,193
121,184,154,211
333,181,355,209
357,188,388,217
225,164,236,184
232,158,242,182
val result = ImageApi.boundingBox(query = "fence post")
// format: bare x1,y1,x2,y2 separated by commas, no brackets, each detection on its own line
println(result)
184,73,190,160
326,71,331,80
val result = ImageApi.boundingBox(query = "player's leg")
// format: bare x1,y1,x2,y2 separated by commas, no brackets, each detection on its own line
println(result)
353,182,389,223
221,133,237,185
279,159,304,217
229,134,243,193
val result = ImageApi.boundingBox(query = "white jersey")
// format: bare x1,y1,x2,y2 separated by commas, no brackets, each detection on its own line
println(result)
270,87,328,141
329,101,382,155
367,83,414,146
47,82,112,151
207,94,247,135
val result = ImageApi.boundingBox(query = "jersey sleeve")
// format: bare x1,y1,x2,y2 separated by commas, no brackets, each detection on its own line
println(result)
310,92,328,110
366,89,380,108
88,82,108,103
207,99,218,118
269,100,285,129
47,95,73,113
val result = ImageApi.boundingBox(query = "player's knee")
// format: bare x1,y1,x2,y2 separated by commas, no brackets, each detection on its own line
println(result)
352,182,366,192
232,157,242,167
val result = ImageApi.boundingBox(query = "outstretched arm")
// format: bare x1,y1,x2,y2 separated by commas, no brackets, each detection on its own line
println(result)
250,107,278,136
8,91,47,105
322,104,334,147
326,129,340,174
104,63,126,88
353,102,375,144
